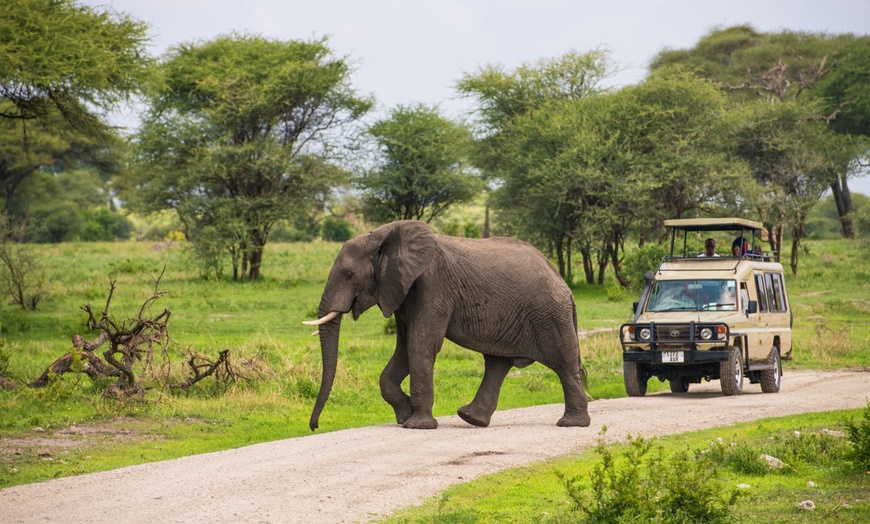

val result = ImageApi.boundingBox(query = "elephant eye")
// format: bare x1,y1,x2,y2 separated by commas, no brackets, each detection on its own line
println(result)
344,270,354,280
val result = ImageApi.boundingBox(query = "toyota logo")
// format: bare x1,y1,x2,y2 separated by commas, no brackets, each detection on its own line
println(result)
670,330,681,337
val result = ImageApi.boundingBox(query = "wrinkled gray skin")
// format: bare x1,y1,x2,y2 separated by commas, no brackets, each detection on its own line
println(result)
307,220,590,430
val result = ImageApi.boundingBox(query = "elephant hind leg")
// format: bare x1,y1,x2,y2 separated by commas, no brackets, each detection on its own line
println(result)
554,367,591,427
458,354,513,427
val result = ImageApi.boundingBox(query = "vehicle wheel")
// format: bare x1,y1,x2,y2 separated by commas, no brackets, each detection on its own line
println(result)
720,346,744,396
760,347,782,393
624,361,648,397
669,377,690,393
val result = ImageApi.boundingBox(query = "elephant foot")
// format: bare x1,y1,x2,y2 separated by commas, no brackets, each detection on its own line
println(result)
457,405,492,427
402,414,438,430
556,411,591,427
393,401,414,425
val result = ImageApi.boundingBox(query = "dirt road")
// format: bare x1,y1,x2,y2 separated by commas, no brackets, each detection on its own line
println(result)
2,370,867,523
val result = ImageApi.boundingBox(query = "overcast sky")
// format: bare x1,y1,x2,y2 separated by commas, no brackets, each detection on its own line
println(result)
89,0,870,194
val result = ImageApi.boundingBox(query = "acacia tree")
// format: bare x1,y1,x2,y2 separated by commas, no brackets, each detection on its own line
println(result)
651,25,870,238
0,0,153,139
131,34,372,280
356,103,482,224
732,99,843,274
457,50,613,280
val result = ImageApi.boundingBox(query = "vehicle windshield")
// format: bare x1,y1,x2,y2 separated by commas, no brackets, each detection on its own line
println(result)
646,279,738,312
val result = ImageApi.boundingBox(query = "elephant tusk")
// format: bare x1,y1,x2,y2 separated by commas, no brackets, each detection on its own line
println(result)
302,310,340,326
310,330,319,337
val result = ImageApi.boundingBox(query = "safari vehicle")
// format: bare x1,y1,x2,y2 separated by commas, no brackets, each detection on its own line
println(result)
619,218,792,397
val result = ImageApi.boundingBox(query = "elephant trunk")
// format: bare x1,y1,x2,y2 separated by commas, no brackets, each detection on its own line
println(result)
309,309,341,431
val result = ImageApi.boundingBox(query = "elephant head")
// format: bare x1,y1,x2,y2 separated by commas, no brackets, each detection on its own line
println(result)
303,220,437,430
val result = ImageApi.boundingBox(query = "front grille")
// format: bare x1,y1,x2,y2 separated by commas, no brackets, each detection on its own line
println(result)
656,324,691,342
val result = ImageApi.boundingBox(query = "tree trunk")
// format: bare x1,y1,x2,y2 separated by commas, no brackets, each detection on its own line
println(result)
554,234,566,280
790,222,804,275
596,248,608,285
830,175,854,238
581,247,594,284
608,240,629,288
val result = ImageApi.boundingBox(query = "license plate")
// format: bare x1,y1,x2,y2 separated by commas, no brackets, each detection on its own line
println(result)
662,351,684,363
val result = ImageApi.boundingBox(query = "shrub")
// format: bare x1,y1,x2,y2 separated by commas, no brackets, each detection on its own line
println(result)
622,243,669,290
559,429,739,523
463,222,480,238
844,401,870,470
321,217,354,242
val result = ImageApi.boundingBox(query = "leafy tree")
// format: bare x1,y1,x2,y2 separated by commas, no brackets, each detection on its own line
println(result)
732,99,841,273
0,100,129,237
0,0,153,139
457,50,613,281
464,60,742,286
651,25,870,239
130,34,371,280
357,103,481,223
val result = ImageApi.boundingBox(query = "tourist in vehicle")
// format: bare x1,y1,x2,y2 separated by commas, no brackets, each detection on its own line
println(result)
732,236,748,257
698,238,719,257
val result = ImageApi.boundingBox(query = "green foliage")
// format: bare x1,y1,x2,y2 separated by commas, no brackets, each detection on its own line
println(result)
131,33,372,280
0,0,154,139
320,217,353,242
357,103,483,224
844,402,870,469
383,315,396,335
621,242,669,290
560,429,739,523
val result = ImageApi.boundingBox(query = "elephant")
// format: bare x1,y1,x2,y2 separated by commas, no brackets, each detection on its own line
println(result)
303,220,590,430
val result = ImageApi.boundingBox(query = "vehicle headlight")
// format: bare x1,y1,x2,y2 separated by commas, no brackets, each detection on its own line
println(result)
700,327,713,340
639,328,651,341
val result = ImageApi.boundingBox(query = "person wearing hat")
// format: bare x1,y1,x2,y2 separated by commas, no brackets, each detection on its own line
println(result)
698,238,719,257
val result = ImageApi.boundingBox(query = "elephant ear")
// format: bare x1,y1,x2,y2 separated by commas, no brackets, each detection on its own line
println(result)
375,221,437,318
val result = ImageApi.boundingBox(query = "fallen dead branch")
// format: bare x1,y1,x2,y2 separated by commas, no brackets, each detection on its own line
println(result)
169,349,246,395
1,270,251,396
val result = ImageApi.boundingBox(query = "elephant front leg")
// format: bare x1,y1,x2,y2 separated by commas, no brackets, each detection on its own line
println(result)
380,329,413,425
458,354,513,427
402,332,443,430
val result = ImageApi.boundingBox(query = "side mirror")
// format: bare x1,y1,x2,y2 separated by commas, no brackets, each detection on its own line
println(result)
632,301,639,314
747,300,758,314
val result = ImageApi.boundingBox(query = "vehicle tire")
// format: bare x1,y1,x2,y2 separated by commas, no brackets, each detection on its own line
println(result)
669,377,690,393
760,347,782,393
720,346,744,396
624,361,648,397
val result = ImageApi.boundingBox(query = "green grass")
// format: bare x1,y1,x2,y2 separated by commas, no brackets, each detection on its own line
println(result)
0,238,868,490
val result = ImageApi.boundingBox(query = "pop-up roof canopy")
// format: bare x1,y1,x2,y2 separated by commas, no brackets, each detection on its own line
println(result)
664,218,764,232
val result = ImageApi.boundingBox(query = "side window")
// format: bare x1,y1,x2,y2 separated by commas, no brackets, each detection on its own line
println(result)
766,273,788,312
754,274,769,312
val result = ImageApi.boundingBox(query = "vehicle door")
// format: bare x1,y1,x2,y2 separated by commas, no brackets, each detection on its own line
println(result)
748,271,773,362
763,271,792,357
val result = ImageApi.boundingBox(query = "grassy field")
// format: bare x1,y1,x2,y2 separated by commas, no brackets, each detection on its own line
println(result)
0,237,868,501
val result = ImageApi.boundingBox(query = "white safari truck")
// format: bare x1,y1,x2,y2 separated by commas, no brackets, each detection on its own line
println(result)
619,218,792,396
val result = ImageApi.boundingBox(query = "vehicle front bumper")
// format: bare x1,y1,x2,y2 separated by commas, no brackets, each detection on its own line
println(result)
619,321,731,364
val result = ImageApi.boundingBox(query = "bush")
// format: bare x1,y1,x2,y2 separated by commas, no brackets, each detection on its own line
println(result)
321,217,354,242
844,401,870,469
622,243,669,290
559,429,739,523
